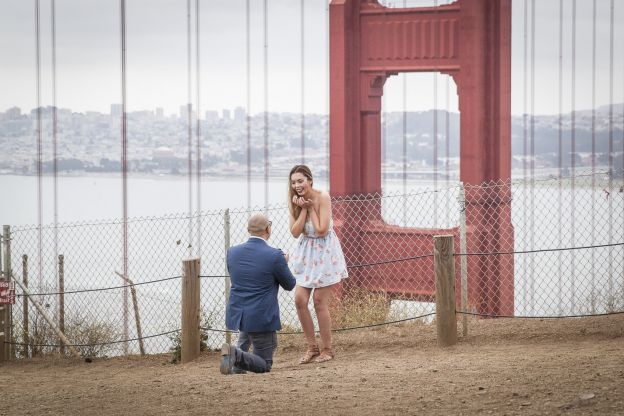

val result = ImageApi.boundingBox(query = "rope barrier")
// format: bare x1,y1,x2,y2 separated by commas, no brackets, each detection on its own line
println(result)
15,275,182,297
453,242,624,257
201,312,437,335
347,254,434,269
3,329,181,348
3,314,437,348
457,310,624,319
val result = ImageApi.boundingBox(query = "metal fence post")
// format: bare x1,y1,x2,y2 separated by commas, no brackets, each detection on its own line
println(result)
434,234,457,347
458,184,468,337
58,255,65,355
223,209,231,345
181,258,201,364
2,225,13,360
22,255,29,358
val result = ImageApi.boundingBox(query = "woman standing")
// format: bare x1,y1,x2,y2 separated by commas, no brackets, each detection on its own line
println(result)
288,165,348,364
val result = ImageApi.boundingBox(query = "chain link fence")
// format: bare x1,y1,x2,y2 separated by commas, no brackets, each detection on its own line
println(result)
3,170,623,358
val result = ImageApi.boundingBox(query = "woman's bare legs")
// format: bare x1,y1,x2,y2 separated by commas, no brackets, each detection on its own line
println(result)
313,286,334,352
294,286,316,347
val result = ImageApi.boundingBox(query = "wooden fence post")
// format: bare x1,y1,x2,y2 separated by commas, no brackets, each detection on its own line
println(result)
22,255,29,358
434,235,457,347
181,258,200,364
58,254,65,355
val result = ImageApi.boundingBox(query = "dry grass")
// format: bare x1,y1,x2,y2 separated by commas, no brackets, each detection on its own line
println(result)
330,288,393,328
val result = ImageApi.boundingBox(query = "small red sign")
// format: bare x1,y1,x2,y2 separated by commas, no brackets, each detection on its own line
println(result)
0,281,15,305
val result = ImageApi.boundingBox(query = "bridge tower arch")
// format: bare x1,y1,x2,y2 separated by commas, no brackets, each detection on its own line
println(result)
329,0,514,315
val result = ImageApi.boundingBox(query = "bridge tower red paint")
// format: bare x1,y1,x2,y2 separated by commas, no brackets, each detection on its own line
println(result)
329,0,514,315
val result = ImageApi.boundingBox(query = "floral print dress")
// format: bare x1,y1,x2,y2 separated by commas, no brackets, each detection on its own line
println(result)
289,217,349,288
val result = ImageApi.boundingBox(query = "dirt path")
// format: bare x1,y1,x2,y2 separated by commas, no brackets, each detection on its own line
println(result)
2,315,623,416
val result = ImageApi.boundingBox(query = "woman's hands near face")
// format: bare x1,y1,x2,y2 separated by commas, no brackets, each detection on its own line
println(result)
292,195,312,208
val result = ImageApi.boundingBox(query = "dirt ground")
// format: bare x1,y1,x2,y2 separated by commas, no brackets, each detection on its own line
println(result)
2,315,623,416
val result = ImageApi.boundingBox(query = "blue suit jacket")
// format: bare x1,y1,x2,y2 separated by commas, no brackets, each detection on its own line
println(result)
226,237,296,332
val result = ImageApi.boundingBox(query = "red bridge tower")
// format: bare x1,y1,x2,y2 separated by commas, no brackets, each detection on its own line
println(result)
329,0,514,315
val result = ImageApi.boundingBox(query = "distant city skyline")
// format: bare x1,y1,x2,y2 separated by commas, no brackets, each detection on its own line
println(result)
1,0,623,116
2,100,624,120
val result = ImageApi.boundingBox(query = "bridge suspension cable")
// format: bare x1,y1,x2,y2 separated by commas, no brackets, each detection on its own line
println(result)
119,0,130,355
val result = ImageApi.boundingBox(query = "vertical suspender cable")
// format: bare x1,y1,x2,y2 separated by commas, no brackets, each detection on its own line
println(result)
621,0,624,182
401,0,407,227
402,72,407,226
444,0,450,225
325,0,330,189
530,0,535,181
591,0,596,178
381,96,386,193
522,0,528,183
35,0,43,294
445,65,450,225
611,0,624,296
263,0,269,210
246,0,251,209
529,0,535,312
380,1,387,193
557,0,563,315
51,0,59,297
300,0,305,164
590,0,596,309
35,0,43,295
570,0,577,313
186,0,193,254
608,0,614,297
195,0,202,255
521,0,528,308
433,0,438,228
119,0,129,354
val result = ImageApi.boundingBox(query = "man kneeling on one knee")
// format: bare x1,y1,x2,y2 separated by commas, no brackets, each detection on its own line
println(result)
220,213,296,374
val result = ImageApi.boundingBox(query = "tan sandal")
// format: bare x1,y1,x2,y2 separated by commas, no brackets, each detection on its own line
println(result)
298,345,320,364
313,349,334,363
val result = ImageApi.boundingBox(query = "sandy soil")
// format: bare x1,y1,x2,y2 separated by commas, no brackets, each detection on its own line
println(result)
2,315,623,416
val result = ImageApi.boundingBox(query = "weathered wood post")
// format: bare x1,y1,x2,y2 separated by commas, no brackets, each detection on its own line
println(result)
58,254,65,355
22,255,29,358
114,271,145,355
434,235,457,347
181,258,200,364
223,209,231,345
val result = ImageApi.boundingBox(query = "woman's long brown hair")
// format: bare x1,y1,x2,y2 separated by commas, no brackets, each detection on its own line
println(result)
288,164,314,219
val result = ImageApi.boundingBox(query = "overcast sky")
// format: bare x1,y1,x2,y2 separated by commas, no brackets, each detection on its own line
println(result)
1,0,623,116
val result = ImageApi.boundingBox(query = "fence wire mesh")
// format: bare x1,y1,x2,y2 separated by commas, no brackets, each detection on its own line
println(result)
3,170,623,357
